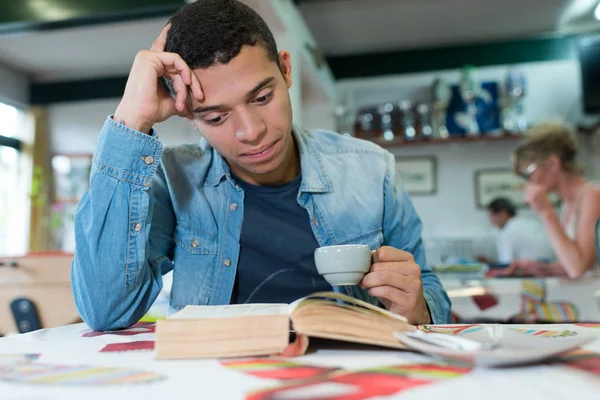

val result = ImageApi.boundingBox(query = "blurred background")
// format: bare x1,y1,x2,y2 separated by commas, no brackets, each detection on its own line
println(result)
1,0,600,331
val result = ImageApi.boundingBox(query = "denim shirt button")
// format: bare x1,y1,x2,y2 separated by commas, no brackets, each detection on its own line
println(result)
223,259,232,267
142,155,154,165
230,203,238,211
191,238,199,248
313,216,319,226
133,222,142,232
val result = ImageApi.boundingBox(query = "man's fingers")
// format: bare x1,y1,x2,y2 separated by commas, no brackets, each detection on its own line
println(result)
151,23,171,52
368,285,409,306
369,261,420,276
372,246,414,264
171,75,188,113
361,270,421,293
155,53,202,115
189,70,204,101
148,26,204,103
154,52,192,85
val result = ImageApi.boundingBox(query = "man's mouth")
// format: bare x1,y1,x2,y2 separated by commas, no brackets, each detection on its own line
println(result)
241,140,278,157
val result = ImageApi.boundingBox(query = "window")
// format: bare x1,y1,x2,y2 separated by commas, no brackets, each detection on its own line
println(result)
0,102,30,256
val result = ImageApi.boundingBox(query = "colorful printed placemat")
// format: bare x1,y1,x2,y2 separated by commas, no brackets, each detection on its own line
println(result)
418,324,484,335
244,363,472,400
509,328,578,338
0,363,165,385
221,358,339,381
0,354,40,372
81,322,156,338
553,349,600,377
576,323,600,329
0,353,40,365
100,341,155,353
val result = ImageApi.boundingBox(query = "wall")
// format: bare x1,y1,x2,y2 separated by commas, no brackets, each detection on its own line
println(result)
302,101,336,132
337,59,599,255
390,140,536,237
0,63,29,106
49,99,201,154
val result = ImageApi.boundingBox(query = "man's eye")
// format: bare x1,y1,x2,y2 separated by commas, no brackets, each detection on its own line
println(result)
204,115,226,125
254,92,273,104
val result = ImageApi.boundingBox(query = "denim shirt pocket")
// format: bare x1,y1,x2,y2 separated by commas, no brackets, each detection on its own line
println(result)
171,221,218,310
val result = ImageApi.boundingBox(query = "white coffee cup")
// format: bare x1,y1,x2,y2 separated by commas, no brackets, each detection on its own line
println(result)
314,244,374,286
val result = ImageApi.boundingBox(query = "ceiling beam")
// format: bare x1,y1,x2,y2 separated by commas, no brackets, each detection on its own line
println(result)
326,35,579,80
0,0,184,35
30,76,128,104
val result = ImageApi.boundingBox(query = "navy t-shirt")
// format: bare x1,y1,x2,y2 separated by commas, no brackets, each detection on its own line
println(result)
230,174,331,304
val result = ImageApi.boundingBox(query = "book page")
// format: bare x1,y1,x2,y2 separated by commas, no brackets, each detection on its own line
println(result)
289,291,408,323
170,303,289,319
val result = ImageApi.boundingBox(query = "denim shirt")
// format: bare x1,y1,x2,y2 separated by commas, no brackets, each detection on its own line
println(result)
71,117,452,331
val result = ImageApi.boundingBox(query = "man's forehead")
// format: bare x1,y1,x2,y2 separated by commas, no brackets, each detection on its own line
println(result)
190,45,277,75
190,73,276,110
188,46,281,106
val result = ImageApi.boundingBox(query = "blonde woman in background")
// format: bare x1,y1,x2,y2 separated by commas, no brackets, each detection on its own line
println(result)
508,122,600,278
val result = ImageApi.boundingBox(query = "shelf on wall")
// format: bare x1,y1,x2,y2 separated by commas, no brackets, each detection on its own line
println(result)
358,132,526,148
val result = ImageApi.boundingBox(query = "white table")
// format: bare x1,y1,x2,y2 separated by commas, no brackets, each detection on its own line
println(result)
1,323,600,399
441,275,600,323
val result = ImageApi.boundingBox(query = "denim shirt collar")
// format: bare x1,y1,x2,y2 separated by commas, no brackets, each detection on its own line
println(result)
203,143,232,187
203,126,333,193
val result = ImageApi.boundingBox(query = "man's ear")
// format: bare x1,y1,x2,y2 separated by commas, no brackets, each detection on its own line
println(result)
278,50,293,89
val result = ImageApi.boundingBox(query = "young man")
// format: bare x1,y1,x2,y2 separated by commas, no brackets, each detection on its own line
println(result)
486,197,554,264
71,0,451,331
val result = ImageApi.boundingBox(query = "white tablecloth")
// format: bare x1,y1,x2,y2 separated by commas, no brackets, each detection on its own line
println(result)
1,323,600,399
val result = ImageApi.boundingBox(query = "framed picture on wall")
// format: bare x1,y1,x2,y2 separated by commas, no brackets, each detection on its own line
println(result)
474,168,560,208
395,156,437,195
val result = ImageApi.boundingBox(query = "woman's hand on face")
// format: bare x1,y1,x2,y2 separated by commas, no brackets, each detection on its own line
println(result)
524,183,553,215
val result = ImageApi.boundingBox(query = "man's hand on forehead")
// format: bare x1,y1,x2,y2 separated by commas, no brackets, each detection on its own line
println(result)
113,23,204,133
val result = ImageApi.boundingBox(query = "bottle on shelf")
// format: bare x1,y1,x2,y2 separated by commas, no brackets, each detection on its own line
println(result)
503,68,528,133
459,65,481,136
431,78,451,139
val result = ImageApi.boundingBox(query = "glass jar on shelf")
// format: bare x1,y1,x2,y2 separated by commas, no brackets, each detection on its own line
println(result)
356,105,382,139
398,100,416,141
416,103,433,140
377,103,395,141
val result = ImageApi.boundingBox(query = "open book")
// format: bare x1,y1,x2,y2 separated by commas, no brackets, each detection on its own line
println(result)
155,291,415,359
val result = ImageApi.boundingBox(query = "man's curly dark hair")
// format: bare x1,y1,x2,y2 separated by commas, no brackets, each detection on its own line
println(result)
165,0,280,69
